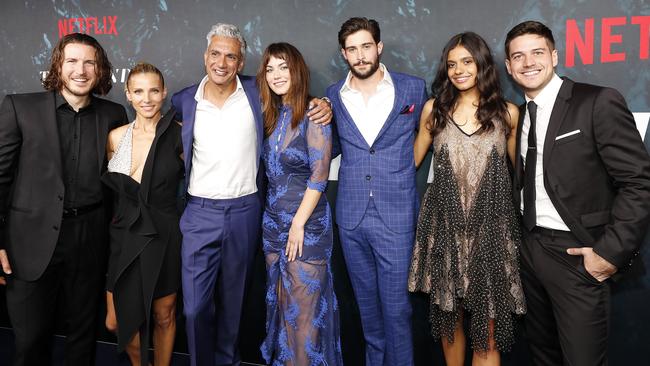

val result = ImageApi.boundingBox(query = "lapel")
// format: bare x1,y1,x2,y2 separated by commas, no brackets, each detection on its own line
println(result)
542,77,573,169
180,88,197,173
94,98,110,174
331,83,368,148
240,75,264,157
42,92,63,176
373,71,406,145
140,108,175,203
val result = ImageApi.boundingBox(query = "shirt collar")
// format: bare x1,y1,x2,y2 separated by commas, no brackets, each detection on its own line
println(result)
341,63,393,93
194,74,244,102
525,73,563,110
55,92,95,111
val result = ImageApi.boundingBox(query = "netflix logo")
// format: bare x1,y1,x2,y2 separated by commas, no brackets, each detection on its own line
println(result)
565,16,650,67
57,16,119,38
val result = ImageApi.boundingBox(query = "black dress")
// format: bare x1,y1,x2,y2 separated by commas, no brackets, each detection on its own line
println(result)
103,109,183,364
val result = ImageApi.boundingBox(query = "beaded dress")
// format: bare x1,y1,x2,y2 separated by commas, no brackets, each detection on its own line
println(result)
259,105,343,366
408,119,526,352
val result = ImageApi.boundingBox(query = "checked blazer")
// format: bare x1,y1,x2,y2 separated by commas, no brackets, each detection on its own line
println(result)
327,71,427,233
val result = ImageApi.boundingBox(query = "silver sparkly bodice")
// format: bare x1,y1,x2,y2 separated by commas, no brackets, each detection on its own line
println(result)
107,122,134,175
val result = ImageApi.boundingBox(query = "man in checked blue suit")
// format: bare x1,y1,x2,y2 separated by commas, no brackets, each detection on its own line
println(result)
327,17,427,366
171,24,331,366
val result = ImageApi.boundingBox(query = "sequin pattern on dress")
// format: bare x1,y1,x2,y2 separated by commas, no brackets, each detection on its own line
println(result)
107,122,134,175
409,120,526,352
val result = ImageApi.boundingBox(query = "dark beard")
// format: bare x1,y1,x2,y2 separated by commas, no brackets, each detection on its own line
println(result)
348,59,380,80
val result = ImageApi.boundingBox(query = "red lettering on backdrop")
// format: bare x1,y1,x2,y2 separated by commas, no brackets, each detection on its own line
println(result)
632,16,650,59
57,19,67,38
57,16,119,38
565,16,650,66
601,17,626,63
566,18,594,67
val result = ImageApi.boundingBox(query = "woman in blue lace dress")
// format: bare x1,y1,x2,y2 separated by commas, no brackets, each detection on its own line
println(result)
256,42,342,366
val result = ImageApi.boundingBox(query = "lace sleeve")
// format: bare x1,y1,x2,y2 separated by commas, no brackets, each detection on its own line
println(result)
305,119,332,192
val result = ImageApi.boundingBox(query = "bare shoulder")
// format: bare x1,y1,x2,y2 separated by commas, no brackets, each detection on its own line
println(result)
422,98,435,115
506,102,520,128
109,123,129,139
107,123,130,150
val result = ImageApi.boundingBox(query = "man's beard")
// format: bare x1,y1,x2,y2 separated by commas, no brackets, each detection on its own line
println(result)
348,58,380,80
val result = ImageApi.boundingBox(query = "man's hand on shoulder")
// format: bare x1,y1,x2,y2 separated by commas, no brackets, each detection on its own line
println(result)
307,97,332,125
567,247,617,282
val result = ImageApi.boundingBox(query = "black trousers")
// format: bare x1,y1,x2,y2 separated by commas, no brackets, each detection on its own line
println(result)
520,227,610,366
6,208,107,366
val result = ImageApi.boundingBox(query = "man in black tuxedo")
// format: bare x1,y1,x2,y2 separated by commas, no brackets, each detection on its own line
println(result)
505,21,650,366
0,33,127,365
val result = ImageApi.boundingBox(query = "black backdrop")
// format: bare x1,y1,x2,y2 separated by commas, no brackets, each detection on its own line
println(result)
1,1,649,365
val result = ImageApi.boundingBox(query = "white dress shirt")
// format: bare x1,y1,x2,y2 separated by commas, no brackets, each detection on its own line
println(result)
188,75,258,199
339,63,395,147
521,73,570,230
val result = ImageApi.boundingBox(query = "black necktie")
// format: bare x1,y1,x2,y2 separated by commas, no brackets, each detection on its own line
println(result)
523,101,537,230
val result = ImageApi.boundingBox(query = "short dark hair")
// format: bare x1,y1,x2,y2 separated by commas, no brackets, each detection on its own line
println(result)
338,17,381,49
504,20,555,57
42,32,113,95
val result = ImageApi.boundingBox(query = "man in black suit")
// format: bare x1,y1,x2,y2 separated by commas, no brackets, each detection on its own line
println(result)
0,33,127,365
505,21,650,366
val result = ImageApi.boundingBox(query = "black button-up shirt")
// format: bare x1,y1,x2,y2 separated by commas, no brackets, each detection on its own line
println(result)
55,93,102,208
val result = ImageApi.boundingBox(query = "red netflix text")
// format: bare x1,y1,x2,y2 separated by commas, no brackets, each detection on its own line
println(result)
57,16,119,38
565,16,650,67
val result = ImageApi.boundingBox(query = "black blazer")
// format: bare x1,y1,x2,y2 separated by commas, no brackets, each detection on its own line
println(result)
513,77,650,270
0,91,128,281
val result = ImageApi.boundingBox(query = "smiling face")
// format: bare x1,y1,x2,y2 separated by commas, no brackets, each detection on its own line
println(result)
265,55,291,101
59,42,98,99
126,72,167,120
447,45,478,92
505,33,558,98
341,30,382,80
204,35,244,90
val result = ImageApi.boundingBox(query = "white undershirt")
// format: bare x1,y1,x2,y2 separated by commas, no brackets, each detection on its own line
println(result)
340,63,395,147
188,75,258,199
521,73,570,230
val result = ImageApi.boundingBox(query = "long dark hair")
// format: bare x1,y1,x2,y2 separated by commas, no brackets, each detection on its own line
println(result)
42,33,113,95
257,42,311,137
429,32,509,137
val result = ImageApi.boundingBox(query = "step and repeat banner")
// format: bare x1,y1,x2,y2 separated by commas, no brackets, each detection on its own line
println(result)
0,1,648,365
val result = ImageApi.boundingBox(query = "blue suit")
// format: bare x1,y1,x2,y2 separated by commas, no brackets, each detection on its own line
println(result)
327,71,427,366
172,75,264,366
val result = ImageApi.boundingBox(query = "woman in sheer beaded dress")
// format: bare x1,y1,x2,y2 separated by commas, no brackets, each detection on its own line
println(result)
408,32,526,366
103,62,183,366
256,42,343,366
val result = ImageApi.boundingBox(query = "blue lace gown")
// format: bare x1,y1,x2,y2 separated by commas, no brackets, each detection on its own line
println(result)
260,105,343,366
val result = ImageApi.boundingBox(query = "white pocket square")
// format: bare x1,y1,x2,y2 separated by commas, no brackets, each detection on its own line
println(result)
555,129,581,141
